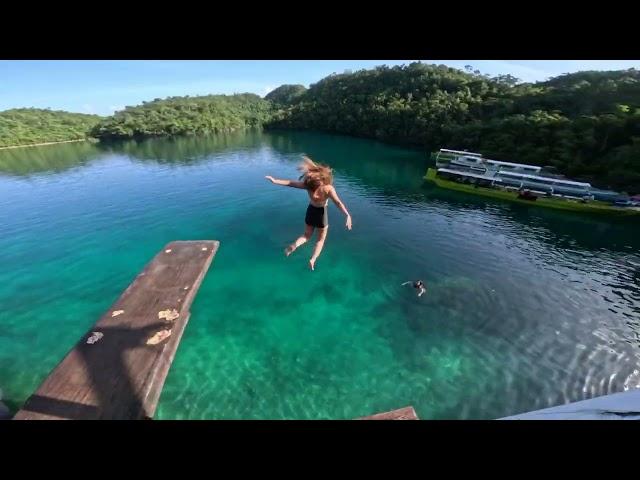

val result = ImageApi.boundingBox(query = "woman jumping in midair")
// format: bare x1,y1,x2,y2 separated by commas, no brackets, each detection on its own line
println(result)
265,156,352,270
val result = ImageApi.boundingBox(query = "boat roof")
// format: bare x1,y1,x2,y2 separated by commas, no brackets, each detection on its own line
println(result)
440,168,592,188
451,158,482,164
497,171,591,187
485,159,541,170
439,149,482,157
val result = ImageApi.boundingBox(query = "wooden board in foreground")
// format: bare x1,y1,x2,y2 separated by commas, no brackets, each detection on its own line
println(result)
14,240,219,420
358,406,418,420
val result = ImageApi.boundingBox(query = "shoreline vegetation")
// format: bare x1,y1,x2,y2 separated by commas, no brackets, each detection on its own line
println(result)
0,138,92,150
0,108,101,148
2,63,639,193
90,94,271,140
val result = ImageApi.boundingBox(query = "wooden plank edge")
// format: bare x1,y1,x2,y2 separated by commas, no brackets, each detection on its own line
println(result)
357,406,419,420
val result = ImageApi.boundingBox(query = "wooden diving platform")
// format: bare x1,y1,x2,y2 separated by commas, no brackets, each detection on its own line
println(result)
358,406,419,420
14,240,219,420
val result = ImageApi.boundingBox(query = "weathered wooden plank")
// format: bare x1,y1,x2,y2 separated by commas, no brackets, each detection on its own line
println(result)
358,406,419,420
14,240,219,420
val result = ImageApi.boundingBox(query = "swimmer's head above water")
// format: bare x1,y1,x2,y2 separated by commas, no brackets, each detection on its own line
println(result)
403,280,426,297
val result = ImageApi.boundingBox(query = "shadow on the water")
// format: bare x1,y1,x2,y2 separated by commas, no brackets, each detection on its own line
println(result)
5,130,636,260
92,131,640,270
1,397,21,417
0,141,105,177
265,131,638,245
264,130,428,192
264,131,640,259
422,182,640,254
97,130,266,165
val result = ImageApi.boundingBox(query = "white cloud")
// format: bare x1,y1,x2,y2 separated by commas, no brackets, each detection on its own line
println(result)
262,85,276,96
81,103,96,114
490,61,554,82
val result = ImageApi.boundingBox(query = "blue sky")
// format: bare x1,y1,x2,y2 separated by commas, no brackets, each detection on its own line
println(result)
1,60,639,116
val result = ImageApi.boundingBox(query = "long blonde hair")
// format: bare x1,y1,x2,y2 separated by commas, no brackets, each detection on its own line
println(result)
298,156,333,190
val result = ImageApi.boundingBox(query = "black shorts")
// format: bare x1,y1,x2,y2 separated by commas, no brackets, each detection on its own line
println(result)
305,204,328,228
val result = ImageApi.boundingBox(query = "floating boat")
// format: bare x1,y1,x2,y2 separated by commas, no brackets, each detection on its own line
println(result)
425,149,640,216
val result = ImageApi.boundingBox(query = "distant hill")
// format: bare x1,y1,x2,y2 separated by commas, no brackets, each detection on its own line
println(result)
265,84,307,106
0,108,101,147
90,94,273,140
2,64,639,192
266,63,640,192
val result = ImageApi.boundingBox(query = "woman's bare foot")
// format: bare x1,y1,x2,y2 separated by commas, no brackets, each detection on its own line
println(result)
285,245,294,257
309,257,317,270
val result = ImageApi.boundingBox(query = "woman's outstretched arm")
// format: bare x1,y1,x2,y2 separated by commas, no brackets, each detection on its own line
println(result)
328,186,352,230
265,176,305,188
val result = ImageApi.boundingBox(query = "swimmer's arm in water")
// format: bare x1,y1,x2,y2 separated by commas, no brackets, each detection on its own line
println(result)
328,185,352,230
418,288,426,297
401,281,412,286
265,176,305,189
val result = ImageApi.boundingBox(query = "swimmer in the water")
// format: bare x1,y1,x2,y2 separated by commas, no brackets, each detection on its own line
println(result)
402,280,426,297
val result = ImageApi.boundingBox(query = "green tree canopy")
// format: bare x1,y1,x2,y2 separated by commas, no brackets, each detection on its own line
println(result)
265,84,307,106
266,63,640,192
3,64,639,193
91,94,273,140
0,108,101,147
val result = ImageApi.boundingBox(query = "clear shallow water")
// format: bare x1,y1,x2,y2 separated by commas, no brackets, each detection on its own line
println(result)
0,130,639,419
